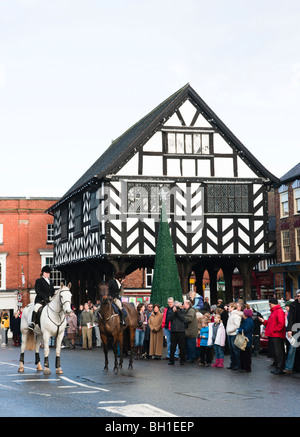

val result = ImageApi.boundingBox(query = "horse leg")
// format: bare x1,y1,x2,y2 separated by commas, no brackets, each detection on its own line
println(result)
118,332,124,370
55,331,64,374
43,332,51,375
101,335,109,372
35,333,43,372
18,331,27,373
113,336,119,374
128,326,136,370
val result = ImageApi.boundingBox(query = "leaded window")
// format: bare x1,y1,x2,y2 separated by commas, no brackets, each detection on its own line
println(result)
90,189,99,228
207,184,249,213
60,206,68,240
166,132,211,155
74,197,83,235
127,183,171,213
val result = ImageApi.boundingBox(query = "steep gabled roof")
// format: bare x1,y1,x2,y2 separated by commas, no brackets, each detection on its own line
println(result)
280,162,300,184
48,84,279,212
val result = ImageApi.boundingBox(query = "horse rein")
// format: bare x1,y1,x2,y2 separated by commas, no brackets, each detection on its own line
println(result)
46,289,71,331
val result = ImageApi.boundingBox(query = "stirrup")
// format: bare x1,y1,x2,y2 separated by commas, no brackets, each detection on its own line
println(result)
28,322,35,330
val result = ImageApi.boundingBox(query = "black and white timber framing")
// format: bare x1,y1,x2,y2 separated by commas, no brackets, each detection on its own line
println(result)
47,84,280,305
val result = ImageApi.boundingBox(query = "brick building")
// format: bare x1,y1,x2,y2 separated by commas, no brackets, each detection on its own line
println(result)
0,197,61,312
269,163,300,299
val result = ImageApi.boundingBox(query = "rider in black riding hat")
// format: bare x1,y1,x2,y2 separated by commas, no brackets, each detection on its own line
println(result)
28,265,55,330
108,272,126,326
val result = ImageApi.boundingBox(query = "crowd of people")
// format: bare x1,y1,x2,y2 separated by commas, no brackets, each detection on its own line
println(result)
2,288,300,376
131,290,300,375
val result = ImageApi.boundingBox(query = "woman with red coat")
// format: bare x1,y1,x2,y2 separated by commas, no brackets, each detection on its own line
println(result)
259,298,286,375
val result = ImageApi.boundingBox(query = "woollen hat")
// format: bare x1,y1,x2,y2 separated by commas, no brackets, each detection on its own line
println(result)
269,297,278,305
243,308,253,318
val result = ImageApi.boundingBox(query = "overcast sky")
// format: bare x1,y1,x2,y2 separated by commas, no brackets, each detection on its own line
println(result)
1,0,299,198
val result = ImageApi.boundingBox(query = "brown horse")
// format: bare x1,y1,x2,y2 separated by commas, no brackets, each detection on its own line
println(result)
98,296,138,373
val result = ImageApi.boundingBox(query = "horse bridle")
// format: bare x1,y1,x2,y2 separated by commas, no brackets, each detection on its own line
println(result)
47,289,71,329
99,297,118,325
59,289,72,313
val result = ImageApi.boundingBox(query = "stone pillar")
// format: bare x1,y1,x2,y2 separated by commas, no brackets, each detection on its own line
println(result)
235,259,258,302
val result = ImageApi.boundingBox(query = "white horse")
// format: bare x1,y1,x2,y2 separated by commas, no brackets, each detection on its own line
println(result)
18,283,72,375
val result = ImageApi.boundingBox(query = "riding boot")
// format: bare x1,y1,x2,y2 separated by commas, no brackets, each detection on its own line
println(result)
28,311,37,330
119,310,126,326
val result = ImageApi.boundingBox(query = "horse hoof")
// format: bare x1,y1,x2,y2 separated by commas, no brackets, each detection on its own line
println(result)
37,363,43,372
103,368,108,373
56,368,63,375
18,366,24,373
113,368,119,374
128,364,133,370
44,368,51,375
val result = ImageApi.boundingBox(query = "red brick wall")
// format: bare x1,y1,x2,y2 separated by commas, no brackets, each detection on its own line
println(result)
123,268,145,288
0,198,58,305
275,184,298,263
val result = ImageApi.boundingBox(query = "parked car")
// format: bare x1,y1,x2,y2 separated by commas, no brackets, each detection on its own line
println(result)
247,299,286,313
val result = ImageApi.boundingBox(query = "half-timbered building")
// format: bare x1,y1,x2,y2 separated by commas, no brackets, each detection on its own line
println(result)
47,84,279,306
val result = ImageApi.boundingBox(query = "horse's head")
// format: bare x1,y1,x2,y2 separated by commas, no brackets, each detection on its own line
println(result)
101,294,113,305
59,282,72,315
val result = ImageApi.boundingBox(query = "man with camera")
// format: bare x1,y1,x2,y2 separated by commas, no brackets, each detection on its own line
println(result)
168,301,186,366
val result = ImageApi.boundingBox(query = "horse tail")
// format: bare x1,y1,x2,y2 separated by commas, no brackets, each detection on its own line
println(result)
26,330,36,351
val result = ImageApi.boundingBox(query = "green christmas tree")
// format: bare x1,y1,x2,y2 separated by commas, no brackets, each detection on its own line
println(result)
150,202,183,307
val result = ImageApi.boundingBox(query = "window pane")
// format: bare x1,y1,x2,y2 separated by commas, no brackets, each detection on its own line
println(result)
168,133,176,153
193,134,201,154
202,134,210,154
185,134,193,153
177,133,184,153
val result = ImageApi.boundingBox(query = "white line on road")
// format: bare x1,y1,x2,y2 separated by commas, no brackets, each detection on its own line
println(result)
60,375,110,392
97,403,177,417
13,379,60,382
98,400,126,404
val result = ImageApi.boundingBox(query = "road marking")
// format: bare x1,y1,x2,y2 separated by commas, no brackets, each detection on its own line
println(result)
28,392,51,397
98,403,177,417
69,390,101,394
0,383,19,390
98,400,126,404
13,379,60,382
0,361,35,372
60,376,110,392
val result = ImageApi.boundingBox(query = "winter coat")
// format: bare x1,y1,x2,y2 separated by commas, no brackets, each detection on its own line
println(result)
148,311,163,356
184,306,198,338
208,321,226,347
287,299,300,333
34,276,55,305
192,294,204,310
67,312,77,334
237,317,254,348
263,304,286,339
162,306,173,330
226,310,243,336
199,326,209,347
80,310,94,327
1,314,9,329
169,308,185,332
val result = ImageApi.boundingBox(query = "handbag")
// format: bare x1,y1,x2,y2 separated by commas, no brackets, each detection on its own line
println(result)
234,330,249,351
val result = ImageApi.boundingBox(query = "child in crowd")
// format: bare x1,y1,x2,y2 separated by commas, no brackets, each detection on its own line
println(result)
208,313,226,368
198,319,212,366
